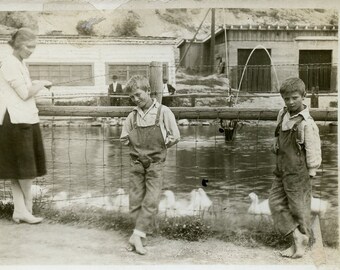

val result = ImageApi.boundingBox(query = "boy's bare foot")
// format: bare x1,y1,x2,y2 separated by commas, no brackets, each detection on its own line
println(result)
129,234,147,255
292,229,309,259
125,237,147,252
280,244,295,257
126,243,135,252
141,237,147,246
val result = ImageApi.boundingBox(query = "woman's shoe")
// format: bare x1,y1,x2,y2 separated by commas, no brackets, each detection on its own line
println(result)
12,213,43,224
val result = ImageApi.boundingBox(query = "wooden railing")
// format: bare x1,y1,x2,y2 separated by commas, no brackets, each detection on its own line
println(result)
37,105,337,121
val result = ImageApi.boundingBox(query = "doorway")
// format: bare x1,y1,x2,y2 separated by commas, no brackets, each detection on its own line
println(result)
237,49,272,92
299,50,332,92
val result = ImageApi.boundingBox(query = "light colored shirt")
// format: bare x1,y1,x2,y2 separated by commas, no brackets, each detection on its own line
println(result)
112,82,117,92
276,105,322,176
163,83,169,96
120,99,180,148
0,54,39,124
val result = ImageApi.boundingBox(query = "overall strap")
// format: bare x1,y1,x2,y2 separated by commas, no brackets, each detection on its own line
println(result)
155,105,162,126
133,110,138,128
274,108,287,137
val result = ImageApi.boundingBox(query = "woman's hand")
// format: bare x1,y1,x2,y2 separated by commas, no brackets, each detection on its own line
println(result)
41,80,52,89
32,80,52,89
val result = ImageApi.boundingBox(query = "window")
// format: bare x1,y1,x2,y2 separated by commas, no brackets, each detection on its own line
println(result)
28,64,94,86
106,63,169,84
299,50,332,92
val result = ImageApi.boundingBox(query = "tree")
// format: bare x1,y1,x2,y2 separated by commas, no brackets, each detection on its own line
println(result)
113,11,141,37
76,17,105,36
2,12,38,31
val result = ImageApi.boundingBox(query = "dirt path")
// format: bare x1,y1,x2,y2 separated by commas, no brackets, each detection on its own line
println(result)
0,219,339,267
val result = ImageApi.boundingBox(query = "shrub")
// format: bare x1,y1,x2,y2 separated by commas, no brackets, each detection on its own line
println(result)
160,216,212,241
0,201,13,220
157,10,195,32
2,12,38,31
113,11,141,37
76,20,95,36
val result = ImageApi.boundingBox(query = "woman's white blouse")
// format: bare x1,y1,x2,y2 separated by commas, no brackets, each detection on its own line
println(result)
0,54,39,124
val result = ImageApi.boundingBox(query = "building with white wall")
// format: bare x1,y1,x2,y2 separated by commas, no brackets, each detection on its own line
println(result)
0,35,178,98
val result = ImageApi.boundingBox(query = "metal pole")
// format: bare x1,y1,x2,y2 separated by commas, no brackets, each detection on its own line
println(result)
210,8,216,74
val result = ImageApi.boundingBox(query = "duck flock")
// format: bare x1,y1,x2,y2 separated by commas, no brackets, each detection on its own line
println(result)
0,185,330,218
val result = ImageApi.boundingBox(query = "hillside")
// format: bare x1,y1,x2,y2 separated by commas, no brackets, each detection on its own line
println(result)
0,8,338,39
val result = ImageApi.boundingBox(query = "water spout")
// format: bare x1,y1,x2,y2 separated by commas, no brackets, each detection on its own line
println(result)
235,45,280,105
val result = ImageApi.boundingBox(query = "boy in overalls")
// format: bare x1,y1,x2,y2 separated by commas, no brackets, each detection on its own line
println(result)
120,75,180,255
269,77,321,258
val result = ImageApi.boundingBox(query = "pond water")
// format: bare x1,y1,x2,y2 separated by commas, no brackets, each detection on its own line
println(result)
37,120,338,219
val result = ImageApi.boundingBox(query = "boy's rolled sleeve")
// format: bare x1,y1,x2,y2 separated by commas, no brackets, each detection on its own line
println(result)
304,120,322,177
163,107,180,148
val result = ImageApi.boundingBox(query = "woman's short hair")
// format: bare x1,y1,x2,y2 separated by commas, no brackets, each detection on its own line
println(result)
8,28,36,49
279,77,306,96
124,75,150,93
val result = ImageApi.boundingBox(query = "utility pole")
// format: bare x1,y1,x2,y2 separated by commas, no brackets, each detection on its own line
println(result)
149,61,163,103
210,8,215,74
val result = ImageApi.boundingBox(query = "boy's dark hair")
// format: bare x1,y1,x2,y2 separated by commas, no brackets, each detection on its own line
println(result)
124,75,150,93
280,77,306,96
112,75,118,80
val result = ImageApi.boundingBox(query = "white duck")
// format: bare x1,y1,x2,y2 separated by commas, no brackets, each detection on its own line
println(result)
0,198,12,204
197,188,213,212
113,188,129,213
158,190,176,217
31,184,49,198
72,192,113,210
52,191,69,209
248,192,329,217
175,189,202,217
311,197,329,217
248,192,271,215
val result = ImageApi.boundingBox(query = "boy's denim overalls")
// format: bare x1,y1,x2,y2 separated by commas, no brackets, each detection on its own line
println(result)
269,110,312,237
128,105,166,234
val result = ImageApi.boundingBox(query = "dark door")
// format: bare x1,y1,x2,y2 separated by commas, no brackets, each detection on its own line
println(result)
237,49,272,92
299,50,332,92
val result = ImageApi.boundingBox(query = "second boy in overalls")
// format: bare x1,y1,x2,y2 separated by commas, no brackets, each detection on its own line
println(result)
269,77,322,259
120,75,180,255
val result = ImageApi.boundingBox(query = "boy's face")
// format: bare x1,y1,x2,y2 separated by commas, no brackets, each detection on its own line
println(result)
281,91,304,114
129,88,152,109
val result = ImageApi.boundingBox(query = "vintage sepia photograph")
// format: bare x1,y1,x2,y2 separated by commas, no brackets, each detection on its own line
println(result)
0,0,338,268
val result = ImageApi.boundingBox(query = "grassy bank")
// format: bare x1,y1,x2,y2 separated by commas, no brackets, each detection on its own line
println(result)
1,201,338,250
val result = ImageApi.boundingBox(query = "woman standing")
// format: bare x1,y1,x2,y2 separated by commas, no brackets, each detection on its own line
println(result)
0,28,52,224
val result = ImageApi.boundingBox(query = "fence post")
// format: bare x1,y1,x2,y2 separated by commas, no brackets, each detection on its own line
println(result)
311,86,319,108
149,61,163,103
51,91,55,106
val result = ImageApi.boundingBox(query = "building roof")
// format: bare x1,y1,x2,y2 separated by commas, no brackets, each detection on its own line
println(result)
177,39,204,48
202,24,338,42
0,35,178,45
177,24,338,46
295,36,338,41
220,24,338,31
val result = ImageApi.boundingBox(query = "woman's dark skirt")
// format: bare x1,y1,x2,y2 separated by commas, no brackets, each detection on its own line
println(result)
0,111,46,179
